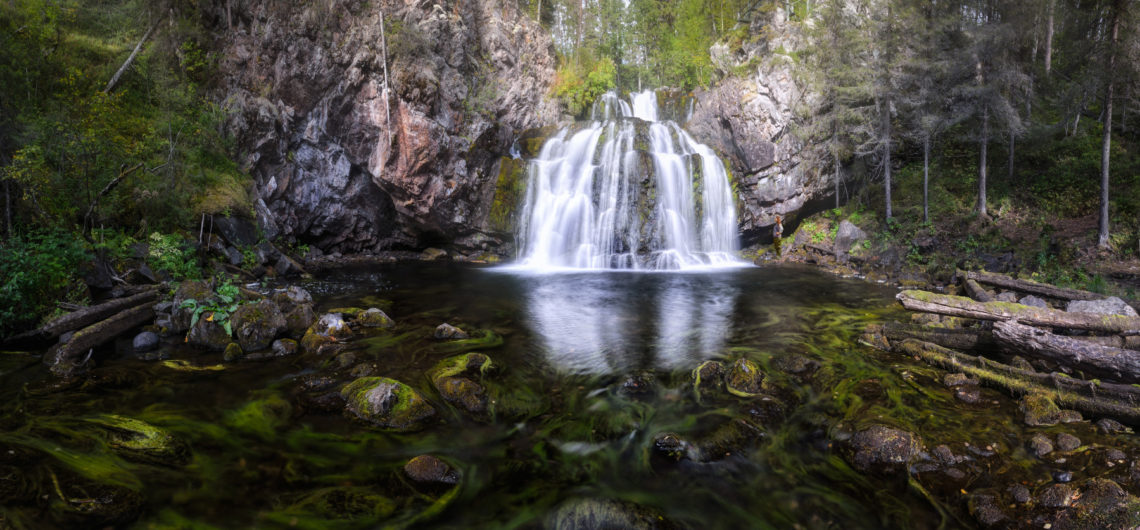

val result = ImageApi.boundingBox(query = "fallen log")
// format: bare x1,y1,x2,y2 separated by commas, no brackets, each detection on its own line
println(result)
3,289,157,347
44,303,155,377
963,279,995,302
862,322,995,352
993,320,1140,383
896,339,1140,424
965,270,1102,301
897,290,1140,335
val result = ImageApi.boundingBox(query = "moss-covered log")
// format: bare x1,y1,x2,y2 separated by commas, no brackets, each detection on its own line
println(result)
896,290,1140,334
965,270,1103,301
5,289,157,347
44,303,156,376
862,322,995,352
896,339,1140,424
993,320,1140,382
963,279,994,302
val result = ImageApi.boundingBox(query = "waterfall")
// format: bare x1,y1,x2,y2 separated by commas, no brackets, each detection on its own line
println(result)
515,89,743,271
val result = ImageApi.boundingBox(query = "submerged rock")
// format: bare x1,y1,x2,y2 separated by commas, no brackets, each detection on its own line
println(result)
404,455,460,486
272,338,299,357
341,377,436,431
434,323,469,340
1029,433,1054,458
1056,432,1081,452
845,424,923,475
691,360,725,401
725,358,765,397
230,299,287,351
358,308,395,328
87,414,189,466
546,497,679,530
224,342,244,362
284,304,317,337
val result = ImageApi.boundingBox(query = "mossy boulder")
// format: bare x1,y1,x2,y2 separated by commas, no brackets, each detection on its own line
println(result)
1020,393,1064,426
223,342,244,362
186,316,231,351
86,414,189,466
692,360,725,401
284,303,317,337
312,313,353,340
404,455,460,486
272,286,313,313
272,338,299,357
231,299,287,352
433,323,468,340
844,424,923,475
427,353,493,414
300,329,333,354
725,358,765,397
341,377,436,431
171,280,213,333
358,308,395,328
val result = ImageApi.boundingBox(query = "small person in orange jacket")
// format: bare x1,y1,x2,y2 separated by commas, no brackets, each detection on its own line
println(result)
773,215,784,257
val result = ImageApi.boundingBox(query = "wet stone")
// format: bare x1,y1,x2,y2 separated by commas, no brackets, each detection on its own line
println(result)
943,373,977,387
231,299,287,352
1040,484,1075,507
619,372,656,397
341,377,436,431
1106,448,1127,462
995,291,1018,303
1055,432,1081,452
403,455,460,486
1018,295,1049,308
132,331,160,353
1029,433,1054,458
433,323,468,340
1096,418,1129,434
954,386,982,404
1019,393,1063,426
1008,484,1031,504
357,308,395,328
1053,470,1073,483
272,338,298,357
725,358,765,397
968,494,1007,528
691,360,725,400
224,342,243,362
846,424,922,475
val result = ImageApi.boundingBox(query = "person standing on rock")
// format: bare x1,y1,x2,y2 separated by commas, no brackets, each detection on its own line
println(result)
773,215,784,257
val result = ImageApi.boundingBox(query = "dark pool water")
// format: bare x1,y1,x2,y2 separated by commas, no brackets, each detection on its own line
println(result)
1,263,1129,529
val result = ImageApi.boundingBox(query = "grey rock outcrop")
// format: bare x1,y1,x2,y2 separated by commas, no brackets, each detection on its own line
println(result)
215,0,558,254
1066,296,1139,317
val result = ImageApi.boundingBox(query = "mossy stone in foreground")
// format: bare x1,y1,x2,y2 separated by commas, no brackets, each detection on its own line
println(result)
86,414,189,466
341,377,436,431
357,308,395,328
845,424,923,475
1020,393,1063,426
692,360,725,401
725,358,765,397
224,342,243,362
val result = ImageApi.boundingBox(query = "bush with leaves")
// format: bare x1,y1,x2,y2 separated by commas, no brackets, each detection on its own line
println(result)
178,280,241,335
0,230,90,336
147,232,200,280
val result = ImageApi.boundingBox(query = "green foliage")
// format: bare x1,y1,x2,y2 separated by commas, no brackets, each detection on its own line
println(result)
0,229,90,336
147,232,199,280
179,279,241,335
552,57,617,118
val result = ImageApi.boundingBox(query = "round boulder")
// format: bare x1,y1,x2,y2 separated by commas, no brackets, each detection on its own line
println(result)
132,331,160,353
433,323,469,340
358,308,395,328
725,358,765,397
341,377,436,431
846,424,923,475
231,299,287,352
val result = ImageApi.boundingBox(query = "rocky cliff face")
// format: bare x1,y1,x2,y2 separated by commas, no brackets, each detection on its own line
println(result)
215,0,558,255
687,9,835,247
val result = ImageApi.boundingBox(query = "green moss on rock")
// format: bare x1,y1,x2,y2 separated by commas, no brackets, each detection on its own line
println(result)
341,377,436,432
725,358,765,398
489,156,528,233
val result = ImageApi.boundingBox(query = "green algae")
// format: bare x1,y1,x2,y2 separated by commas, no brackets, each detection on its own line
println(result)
223,393,293,441
432,329,503,353
341,377,437,432
84,414,189,466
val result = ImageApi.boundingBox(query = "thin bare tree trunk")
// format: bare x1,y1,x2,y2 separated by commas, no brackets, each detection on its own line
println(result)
104,20,159,94
883,98,892,220
978,106,988,218
834,151,841,209
1099,1,1120,249
923,135,930,223
1007,128,1015,181
1044,0,1055,76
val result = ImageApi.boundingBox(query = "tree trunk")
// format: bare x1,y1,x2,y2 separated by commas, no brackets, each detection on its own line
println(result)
922,135,930,223
862,322,995,353
104,20,159,94
1007,128,1015,181
993,320,1140,382
884,97,892,220
963,279,994,302
965,269,1103,301
977,106,988,218
896,290,1140,334
1098,1,1120,250
380,12,393,148
1044,0,1055,76
5,290,158,347
834,150,841,209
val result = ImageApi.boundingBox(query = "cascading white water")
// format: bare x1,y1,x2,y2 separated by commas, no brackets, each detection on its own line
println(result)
515,89,743,271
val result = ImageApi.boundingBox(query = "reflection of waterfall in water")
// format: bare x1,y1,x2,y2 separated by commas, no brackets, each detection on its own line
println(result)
515,89,743,271
520,273,739,375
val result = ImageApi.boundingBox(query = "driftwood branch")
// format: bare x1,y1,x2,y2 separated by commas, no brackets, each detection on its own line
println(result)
104,20,159,94
896,290,1140,335
862,322,995,353
897,339,1140,424
964,270,1102,301
963,279,994,302
5,290,157,347
993,320,1140,382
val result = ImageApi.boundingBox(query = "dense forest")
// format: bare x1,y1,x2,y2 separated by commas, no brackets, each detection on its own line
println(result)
1,0,1139,331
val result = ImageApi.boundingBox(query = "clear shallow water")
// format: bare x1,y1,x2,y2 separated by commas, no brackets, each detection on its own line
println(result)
3,263,1115,529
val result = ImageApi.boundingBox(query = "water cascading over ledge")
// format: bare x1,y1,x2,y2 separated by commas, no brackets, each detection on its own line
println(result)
514,90,744,270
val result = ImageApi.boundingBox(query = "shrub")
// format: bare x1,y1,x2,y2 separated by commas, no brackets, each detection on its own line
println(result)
147,232,200,280
0,230,91,336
